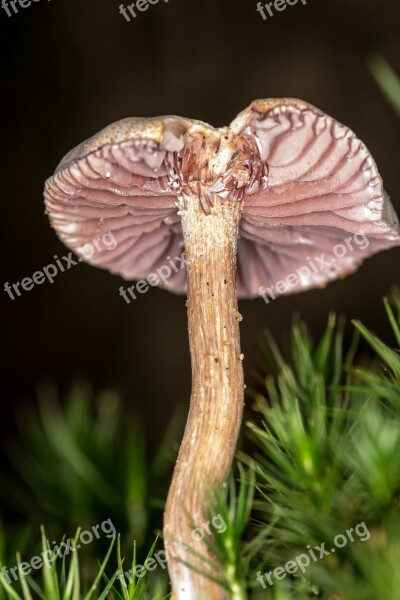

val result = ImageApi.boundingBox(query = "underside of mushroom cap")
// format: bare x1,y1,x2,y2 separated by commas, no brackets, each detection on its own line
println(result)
44,100,400,299
233,99,400,297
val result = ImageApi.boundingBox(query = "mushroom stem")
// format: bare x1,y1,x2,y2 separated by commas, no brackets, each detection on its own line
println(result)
164,197,245,600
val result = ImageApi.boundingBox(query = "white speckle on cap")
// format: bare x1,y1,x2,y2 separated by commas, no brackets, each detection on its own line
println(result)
58,223,77,234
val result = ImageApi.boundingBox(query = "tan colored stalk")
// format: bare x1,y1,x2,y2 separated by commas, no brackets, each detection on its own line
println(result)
164,196,245,600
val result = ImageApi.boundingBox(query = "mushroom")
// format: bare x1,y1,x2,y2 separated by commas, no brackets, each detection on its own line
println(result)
44,99,400,600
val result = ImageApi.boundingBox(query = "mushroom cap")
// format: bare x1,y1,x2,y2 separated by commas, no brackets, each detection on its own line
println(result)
44,99,400,299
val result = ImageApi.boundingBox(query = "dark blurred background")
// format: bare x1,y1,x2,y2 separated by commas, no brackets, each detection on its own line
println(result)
1,0,399,459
